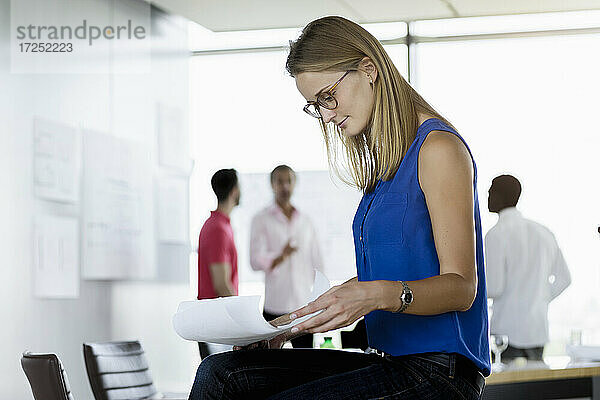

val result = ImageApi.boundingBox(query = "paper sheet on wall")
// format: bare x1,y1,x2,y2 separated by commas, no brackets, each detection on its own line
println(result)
173,271,330,346
33,215,79,298
157,175,188,243
157,103,190,172
33,118,81,203
82,130,154,280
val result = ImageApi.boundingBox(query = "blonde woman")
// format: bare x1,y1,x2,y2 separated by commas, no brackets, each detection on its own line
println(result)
189,16,490,400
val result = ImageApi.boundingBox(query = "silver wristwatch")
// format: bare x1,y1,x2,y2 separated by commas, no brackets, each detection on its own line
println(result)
396,281,413,313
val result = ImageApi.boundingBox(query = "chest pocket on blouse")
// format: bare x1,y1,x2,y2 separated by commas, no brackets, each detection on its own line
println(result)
365,192,408,244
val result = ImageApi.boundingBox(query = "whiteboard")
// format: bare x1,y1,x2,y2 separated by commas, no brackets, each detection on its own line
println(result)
232,170,362,283
81,130,155,280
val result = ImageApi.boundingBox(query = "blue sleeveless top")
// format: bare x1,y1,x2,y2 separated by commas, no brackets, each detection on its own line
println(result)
352,118,491,375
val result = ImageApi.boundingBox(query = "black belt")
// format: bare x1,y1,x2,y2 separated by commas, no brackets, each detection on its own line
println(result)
371,350,485,395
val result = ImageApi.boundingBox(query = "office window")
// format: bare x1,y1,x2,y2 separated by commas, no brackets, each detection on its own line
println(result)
412,32,600,352
384,44,409,77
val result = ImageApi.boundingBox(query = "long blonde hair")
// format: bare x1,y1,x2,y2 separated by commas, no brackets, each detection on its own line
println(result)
286,16,453,193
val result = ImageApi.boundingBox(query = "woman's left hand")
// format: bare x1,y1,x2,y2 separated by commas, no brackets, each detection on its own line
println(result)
290,280,381,334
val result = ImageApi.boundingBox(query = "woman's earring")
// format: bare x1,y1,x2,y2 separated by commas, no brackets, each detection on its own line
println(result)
368,75,373,85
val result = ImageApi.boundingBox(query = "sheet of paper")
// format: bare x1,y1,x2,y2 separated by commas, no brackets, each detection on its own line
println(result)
82,130,154,280
157,175,188,243
33,118,81,203
157,103,190,172
173,296,279,345
33,215,79,298
173,271,330,346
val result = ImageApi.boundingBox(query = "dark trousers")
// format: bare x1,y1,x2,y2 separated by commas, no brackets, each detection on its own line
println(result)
198,342,210,359
263,311,314,348
494,344,544,363
189,350,484,399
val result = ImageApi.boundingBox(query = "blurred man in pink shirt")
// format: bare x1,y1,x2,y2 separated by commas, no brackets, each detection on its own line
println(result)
250,165,323,348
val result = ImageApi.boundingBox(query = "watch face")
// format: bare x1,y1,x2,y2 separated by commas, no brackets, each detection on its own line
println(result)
404,292,413,304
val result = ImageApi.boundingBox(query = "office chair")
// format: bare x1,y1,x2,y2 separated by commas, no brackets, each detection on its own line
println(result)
83,340,187,400
21,351,75,400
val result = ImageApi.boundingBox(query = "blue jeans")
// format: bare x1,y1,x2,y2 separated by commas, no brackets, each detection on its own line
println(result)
188,349,483,399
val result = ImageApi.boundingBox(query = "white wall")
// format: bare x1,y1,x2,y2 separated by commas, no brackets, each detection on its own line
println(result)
0,1,193,398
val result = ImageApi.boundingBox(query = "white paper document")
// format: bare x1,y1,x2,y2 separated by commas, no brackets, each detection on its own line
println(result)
33,118,81,203
81,130,154,280
33,215,79,298
157,103,190,172
157,175,188,243
173,271,330,346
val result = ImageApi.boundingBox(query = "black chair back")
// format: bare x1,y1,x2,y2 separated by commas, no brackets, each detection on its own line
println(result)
83,341,157,400
21,351,75,400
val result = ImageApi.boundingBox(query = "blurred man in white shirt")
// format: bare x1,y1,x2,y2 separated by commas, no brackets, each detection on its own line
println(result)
250,165,323,348
485,174,571,362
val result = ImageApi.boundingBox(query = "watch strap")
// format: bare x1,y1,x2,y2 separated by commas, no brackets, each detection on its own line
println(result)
396,280,412,313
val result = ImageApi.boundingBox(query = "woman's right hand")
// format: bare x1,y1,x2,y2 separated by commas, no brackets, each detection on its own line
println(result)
233,332,288,351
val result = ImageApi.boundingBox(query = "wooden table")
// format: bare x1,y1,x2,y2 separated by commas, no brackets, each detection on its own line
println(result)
483,365,600,399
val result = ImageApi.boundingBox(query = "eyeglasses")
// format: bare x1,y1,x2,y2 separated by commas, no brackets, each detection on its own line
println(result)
303,71,351,119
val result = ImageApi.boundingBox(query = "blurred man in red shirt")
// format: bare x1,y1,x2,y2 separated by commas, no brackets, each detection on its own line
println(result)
198,168,240,299
197,168,240,358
